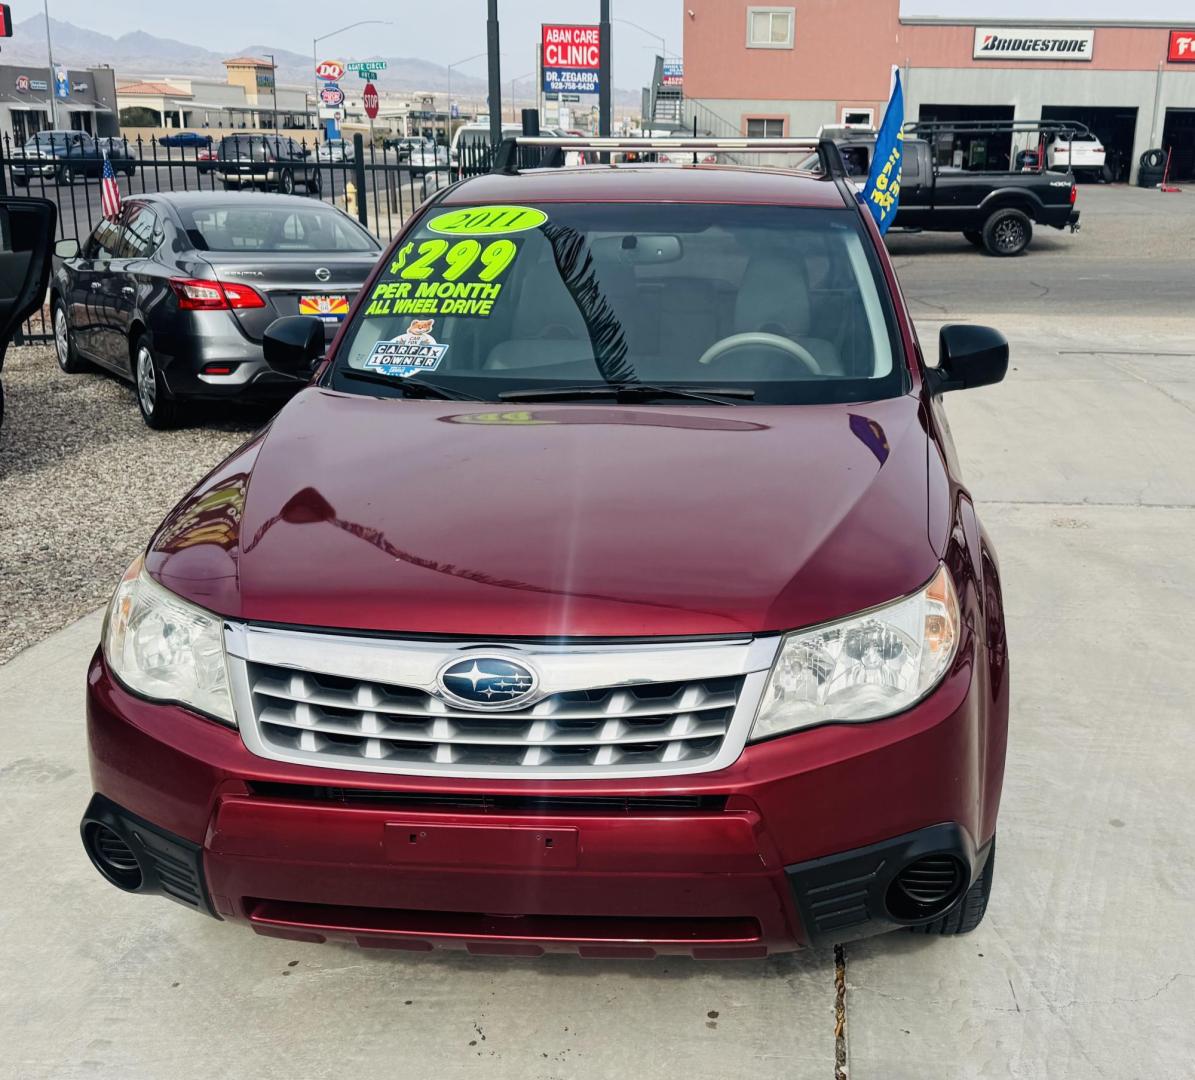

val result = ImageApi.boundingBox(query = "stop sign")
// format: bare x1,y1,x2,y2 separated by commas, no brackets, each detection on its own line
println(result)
363,82,379,120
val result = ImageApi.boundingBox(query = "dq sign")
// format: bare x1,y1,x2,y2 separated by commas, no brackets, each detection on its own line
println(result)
315,59,345,82
542,24,600,95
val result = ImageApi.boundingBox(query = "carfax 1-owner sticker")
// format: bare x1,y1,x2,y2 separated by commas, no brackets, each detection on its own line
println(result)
362,206,544,320
364,319,449,378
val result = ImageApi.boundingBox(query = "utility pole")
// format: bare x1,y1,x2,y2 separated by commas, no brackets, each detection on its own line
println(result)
598,0,611,137
43,0,59,129
487,0,502,146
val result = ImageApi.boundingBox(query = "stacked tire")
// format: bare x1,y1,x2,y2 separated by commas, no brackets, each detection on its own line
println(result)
1137,148,1165,188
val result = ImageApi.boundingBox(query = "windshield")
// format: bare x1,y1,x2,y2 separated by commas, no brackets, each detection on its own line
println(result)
177,205,377,253
24,132,85,151
329,202,904,405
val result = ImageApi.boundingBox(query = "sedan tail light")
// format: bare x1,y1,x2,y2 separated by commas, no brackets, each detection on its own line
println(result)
169,278,266,311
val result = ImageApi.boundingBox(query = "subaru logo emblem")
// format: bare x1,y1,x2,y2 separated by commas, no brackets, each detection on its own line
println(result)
437,656,538,710
314,266,332,282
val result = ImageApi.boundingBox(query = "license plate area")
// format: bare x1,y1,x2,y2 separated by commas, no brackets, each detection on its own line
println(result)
383,821,579,869
299,293,349,322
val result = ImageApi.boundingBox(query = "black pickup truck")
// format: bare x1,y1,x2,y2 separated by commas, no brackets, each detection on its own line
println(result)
10,131,137,187
823,135,1080,256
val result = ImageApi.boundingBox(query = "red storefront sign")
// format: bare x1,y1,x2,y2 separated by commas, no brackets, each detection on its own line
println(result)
542,24,601,95
1168,30,1195,62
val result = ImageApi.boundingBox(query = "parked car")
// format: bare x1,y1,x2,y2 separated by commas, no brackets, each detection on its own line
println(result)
385,136,448,168
808,134,1080,255
10,130,136,186
213,134,321,195
158,131,213,148
49,191,380,427
0,196,57,429
316,139,354,163
80,138,1011,956
1047,131,1108,180
449,122,521,171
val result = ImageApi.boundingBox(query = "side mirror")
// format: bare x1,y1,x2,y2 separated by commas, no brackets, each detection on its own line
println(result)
931,324,1009,394
55,238,80,259
263,316,324,380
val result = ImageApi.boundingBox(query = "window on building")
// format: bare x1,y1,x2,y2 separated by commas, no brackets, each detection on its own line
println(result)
746,117,785,138
747,7,795,49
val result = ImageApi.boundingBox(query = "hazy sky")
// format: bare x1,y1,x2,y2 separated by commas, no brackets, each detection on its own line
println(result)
32,0,1195,89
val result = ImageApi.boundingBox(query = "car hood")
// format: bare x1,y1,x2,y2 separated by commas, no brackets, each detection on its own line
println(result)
147,388,941,638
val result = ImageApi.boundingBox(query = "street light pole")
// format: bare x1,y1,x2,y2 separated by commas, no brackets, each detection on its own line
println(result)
614,17,667,60
598,0,611,137
486,0,502,147
43,0,58,130
447,51,488,140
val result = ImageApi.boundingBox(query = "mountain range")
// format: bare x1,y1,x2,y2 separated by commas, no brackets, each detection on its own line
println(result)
2,16,639,105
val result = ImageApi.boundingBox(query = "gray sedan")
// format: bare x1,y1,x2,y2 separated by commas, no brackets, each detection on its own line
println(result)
50,191,381,427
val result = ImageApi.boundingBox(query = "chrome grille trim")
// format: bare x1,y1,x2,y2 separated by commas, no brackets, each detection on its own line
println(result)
225,624,779,780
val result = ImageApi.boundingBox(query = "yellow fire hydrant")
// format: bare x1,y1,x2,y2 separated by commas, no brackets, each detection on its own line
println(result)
345,182,358,219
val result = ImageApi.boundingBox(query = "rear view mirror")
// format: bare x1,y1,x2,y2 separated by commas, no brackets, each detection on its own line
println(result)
931,324,1009,394
0,197,58,429
263,315,324,380
55,237,80,259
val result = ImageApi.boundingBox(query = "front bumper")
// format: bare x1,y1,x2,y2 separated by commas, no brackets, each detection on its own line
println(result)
12,162,59,178
83,636,1006,955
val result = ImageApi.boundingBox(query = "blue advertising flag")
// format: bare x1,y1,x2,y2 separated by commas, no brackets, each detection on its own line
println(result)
861,70,904,234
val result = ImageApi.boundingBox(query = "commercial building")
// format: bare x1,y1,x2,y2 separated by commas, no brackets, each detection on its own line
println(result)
681,2,1195,180
116,58,312,131
0,64,119,142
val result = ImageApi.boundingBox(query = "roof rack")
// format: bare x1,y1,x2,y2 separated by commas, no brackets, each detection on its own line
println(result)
902,118,1093,137
490,136,849,181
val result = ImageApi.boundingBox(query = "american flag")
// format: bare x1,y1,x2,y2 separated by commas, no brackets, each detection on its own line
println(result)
100,152,122,220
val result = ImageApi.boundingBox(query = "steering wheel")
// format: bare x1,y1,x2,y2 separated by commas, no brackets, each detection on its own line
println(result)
697,332,822,375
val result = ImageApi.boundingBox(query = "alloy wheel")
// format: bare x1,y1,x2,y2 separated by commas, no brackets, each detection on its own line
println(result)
994,217,1025,253
136,345,157,416
54,306,70,369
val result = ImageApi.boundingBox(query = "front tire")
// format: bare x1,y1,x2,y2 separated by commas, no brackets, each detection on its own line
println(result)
278,168,295,194
909,838,995,936
306,171,322,196
982,208,1032,257
53,300,88,373
134,335,179,429
57,164,75,185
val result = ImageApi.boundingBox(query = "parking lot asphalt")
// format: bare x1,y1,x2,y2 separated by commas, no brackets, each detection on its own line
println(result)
1,183,1193,1079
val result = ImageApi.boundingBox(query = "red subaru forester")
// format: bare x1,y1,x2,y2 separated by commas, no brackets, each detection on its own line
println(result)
81,138,1009,956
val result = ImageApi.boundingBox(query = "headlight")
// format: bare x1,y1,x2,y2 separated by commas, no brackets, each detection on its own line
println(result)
751,565,959,740
102,555,235,725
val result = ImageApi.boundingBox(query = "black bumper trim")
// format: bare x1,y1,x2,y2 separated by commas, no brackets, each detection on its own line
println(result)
785,822,990,946
80,793,219,919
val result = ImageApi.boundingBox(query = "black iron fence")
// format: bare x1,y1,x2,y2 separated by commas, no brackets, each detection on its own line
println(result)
0,131,493,343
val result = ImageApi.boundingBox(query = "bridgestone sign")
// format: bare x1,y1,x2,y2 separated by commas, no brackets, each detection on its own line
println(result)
972,27,1094,61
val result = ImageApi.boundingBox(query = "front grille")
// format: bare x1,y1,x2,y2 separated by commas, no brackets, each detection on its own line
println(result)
245,662,745,774
247,782,727,814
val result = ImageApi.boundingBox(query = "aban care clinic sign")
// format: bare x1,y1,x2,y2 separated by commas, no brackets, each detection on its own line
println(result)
542,24,601,95
973,27,1094,61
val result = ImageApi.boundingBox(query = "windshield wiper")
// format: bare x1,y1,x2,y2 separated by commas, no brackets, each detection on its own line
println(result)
498,382,755,405
337,368,482,401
